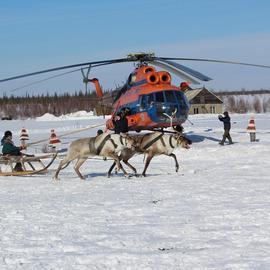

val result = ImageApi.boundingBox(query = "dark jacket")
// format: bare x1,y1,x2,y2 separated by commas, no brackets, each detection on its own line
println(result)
1,137,22,156
218,115,231,130
114,116,129,134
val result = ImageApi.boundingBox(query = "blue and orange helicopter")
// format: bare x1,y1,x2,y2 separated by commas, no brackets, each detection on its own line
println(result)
1,52,270,132
87,53,208,132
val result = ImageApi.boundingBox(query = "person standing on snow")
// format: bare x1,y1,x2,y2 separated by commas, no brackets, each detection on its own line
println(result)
218,111,233,145
113,110,129,135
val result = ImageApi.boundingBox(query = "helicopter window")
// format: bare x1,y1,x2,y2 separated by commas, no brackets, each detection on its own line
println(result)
175,91,189,108
155,91,164,103
175,91,182,101
140,95,147,110
147,93,154,106
165,91,176,103
140,94,155,110
128,73,137,85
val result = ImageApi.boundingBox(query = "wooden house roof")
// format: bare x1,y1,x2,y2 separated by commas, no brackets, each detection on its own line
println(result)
185,87,223,103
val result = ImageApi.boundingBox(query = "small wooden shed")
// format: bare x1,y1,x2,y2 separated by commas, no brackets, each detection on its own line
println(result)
185,87,223,114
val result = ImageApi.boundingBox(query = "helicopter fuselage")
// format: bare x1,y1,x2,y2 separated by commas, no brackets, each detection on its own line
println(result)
105,65,190,131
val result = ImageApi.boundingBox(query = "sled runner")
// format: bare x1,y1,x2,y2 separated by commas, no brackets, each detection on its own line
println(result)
0,153,57,176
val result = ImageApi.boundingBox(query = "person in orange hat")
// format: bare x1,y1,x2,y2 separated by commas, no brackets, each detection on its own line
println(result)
218,111,233,145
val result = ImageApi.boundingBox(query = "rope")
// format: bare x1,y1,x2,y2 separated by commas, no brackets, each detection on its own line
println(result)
27,123,105,147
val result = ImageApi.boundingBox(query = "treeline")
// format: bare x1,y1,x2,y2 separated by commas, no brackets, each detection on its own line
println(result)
222,95,270,113
214,89,270,113
0,89,269,119
215,89,270,96
0,91,114,119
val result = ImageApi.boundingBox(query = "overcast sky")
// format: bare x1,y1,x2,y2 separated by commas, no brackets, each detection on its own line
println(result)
0,0,270,96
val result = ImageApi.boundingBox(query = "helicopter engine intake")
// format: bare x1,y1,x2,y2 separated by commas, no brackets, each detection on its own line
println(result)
158,71,171,84
142,66,155,74
146,72,159,84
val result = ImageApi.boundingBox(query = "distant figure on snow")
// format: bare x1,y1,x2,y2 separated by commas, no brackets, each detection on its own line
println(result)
218,111,233,145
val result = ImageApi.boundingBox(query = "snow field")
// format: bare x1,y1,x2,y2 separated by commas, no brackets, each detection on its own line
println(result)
0,113,270,269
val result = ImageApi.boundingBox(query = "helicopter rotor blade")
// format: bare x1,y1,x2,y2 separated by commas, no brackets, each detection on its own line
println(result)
157,57,270,69
6,67,83,93
151,60,201,84
1,63,127,93
0,58,129,83
154,58,212,82
2,53,270,86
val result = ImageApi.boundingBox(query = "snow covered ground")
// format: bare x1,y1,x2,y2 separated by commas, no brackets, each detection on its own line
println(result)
0,112,270,270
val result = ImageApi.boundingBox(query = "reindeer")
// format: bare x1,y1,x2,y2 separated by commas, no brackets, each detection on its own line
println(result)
108,132,192,177
54,133,136,180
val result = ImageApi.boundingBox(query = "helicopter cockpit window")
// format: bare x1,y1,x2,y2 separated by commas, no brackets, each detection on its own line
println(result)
140,95,147,110
127,73,137,86
155,91,164,103
165,91,176,103
139,94,155,111
175,91,189,109
147,93,154,106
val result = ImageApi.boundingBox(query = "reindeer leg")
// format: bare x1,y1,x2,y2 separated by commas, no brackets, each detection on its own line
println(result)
141,154,154,177
123,160,137,175
121,149,137,175
169,153,179,172
108,153,128,178
74,157,88,180
108,161,117,177
54,156,72,180
108,153,124,176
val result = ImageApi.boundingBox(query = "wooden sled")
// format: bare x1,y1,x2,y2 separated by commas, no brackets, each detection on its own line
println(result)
0,153,57,176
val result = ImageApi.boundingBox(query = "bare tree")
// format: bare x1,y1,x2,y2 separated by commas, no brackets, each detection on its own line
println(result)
253,97,262,113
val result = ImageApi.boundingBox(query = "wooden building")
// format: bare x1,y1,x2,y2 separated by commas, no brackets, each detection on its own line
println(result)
185,87,223,114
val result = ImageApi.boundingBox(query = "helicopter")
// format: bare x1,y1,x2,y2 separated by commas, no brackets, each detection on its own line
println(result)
1,52,270,132
87,53,203,132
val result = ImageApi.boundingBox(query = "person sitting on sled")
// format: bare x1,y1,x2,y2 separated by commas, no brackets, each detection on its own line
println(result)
1,130,27,171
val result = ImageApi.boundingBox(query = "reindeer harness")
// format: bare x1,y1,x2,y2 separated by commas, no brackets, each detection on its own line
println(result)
90,134,129,155
142,133,166,150
169,135,176,149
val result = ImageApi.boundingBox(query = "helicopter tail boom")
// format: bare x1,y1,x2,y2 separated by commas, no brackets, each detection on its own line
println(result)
89,78,103,98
